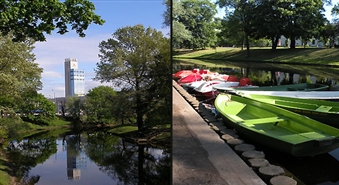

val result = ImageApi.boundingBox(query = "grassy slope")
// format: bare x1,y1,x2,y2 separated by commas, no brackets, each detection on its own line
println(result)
173,47,339,66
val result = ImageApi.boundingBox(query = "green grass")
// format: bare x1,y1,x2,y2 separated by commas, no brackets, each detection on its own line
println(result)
173,47,339,66
0,150,13,185
108,124,138,135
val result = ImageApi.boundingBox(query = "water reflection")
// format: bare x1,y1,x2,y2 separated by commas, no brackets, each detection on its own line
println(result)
174,60,339,89
4,131,170,185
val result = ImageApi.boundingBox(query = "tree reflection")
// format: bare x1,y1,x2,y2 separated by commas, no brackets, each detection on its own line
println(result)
85,132,170,185
5,134,57,183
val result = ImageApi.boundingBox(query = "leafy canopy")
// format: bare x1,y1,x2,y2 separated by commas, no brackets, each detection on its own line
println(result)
0,0,105,41
95,24,170,130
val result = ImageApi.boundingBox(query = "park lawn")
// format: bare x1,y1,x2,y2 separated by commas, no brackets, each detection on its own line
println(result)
0,150,13,185
173,47,339,66
108,124,138,135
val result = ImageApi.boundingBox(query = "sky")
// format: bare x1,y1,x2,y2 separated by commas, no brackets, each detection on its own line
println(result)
34,0,169,98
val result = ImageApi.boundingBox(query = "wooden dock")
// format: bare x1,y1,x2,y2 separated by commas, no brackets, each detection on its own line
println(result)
172,85,266,185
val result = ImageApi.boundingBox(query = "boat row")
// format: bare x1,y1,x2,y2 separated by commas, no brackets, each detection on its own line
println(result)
174,69,339,157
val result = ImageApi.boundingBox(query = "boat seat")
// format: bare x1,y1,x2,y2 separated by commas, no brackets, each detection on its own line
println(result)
244,116,285,125
316,105,332,112
228,115,244,123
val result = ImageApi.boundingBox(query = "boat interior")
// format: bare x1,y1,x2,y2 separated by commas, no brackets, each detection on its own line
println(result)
218,97,337,143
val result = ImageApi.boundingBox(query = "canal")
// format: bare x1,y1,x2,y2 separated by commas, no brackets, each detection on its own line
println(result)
174,59,339,185
3,129,170,185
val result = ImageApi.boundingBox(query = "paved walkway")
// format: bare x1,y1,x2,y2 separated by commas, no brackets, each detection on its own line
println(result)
172,86,266,185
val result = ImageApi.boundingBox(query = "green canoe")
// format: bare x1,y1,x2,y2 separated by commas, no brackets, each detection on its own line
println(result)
237,93,339,128
214,83,329,93
214,94,339,157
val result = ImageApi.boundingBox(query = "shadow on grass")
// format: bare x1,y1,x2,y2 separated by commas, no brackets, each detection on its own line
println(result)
173,49,201,56
0,155,15,183
175,48,339,66
108,124,171,148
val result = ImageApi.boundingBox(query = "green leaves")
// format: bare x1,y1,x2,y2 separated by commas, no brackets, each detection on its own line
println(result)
95,25,170,129
0,34,42,109
0,0,105,42
173,0,218,49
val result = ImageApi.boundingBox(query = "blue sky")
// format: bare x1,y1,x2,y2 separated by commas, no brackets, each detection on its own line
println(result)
35,0,169,98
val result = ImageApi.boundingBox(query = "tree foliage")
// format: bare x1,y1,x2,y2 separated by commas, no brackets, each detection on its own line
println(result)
162,0,171,27
0,33,42,110
82,86,117,124
65,96,83,121
95,24,170,131
217,0,330,51
173,0,217,49
0,0,105,42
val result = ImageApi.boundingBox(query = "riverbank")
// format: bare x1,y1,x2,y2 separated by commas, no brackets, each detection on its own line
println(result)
173,47,339,66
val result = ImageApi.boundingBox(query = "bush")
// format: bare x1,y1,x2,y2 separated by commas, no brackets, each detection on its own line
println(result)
21,115,56,126
0,117,26,138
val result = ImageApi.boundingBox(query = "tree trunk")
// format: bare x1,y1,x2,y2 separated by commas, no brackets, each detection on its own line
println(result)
136,93,143,131
290,38,296,49
245,34,250,58
271,37,277,50
270,70,278,85
138,145,146,185
289,73,294,84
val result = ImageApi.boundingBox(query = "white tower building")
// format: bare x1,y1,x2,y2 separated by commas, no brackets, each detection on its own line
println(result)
64,58,85,97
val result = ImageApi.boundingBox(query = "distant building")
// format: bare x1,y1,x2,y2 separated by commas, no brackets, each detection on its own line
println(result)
64,58,85,97
278,36,335,47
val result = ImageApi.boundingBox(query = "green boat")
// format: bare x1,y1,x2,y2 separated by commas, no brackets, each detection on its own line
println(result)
214,94,339,157
213,83,329,93
237,93,339,128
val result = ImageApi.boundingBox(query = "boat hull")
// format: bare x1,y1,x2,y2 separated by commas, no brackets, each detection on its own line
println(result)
214,94,339,157
235,90,339,100
238,93,339,128
215,83,329,93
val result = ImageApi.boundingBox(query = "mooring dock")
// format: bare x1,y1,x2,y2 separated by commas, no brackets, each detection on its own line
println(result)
172,80,299,185
172,85,266,185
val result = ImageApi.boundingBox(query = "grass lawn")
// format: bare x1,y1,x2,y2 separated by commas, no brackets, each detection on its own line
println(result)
173,47,339,66
108,124,138,135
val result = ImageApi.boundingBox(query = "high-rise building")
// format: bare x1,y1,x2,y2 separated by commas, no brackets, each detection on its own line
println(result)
64,58,85,97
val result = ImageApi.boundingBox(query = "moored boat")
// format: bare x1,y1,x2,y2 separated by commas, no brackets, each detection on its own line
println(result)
214,94,339,157
237,93,339,128
214,83,329,93
177,73,203,86
182,74,236,92
234,90,339,101
193,78,255,100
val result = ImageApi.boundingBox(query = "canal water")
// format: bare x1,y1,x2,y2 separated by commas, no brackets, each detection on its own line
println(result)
4,130,170,185
174,59,339,185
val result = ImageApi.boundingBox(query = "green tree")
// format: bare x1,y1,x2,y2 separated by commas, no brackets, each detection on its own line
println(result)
216,0,255,56
172,21,192,49
248,0,285,50
172,0,192,48
82,86,117,124
175,0,217,49
95,24,170,131
279,0,326,49
0,34,42,112
65,96,83,121
162,0,171,27
218,11,246,49
0,0,105,42
17,93,55,116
